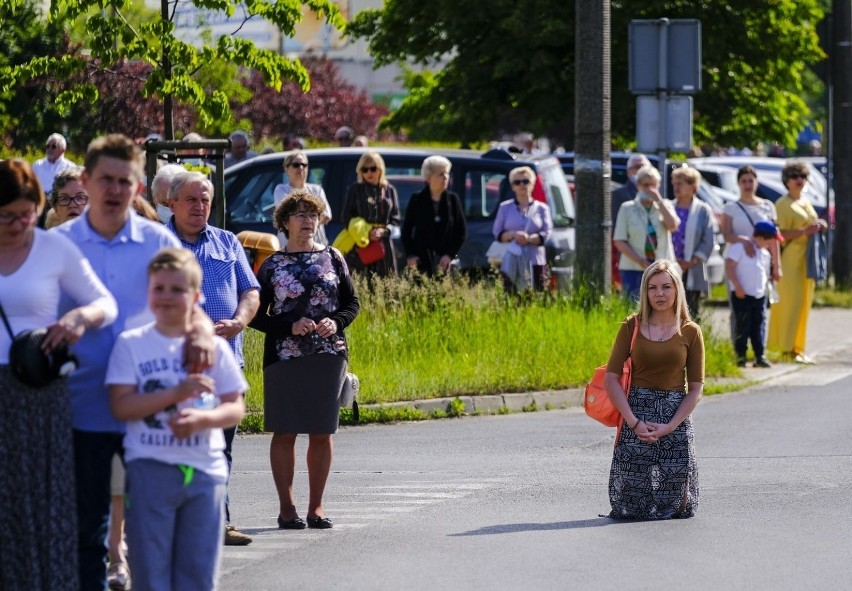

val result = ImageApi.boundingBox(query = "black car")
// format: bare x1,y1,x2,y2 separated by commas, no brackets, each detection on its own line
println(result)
222,147,577,288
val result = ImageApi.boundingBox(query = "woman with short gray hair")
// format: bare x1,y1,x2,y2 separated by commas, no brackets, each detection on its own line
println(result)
401,156,467,275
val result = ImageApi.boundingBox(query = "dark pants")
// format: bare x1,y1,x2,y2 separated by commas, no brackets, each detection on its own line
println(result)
619,270,644,303
73,429,124,591
223,424,236,524
731,294,766,360
686,290,702,322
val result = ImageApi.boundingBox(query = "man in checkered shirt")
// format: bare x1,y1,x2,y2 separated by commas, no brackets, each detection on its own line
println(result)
166,170,260,546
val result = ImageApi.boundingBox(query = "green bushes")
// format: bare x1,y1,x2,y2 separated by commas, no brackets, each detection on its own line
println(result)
242,274,738,416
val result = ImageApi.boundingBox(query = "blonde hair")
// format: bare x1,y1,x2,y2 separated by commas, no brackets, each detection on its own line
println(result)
636,165,661,185
671,166,701,186
355,151,387,186
147,248,202,290
637,260,691,332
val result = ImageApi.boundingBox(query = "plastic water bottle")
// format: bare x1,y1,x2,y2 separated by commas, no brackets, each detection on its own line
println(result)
767,281,780,305
193,392,218,410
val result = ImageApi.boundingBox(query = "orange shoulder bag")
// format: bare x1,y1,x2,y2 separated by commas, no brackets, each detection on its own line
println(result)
584,316,639,428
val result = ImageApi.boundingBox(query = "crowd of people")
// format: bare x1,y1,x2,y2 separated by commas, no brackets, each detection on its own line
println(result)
0,129,832,588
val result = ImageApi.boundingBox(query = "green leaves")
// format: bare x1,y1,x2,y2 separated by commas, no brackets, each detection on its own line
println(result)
8,0,343,139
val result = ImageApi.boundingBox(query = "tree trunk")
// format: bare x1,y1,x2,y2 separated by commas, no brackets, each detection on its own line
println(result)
573,0,612,300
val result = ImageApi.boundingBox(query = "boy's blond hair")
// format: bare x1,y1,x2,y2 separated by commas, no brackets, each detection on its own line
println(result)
147,248,202,290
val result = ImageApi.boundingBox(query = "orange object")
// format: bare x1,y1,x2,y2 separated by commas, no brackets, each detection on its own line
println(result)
237,231,280,275
584,316,639,434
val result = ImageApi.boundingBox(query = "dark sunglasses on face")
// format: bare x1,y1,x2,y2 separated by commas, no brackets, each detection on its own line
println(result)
288,162,307,169
512,178,531,186
46,144,58,149
361,166,378,173
788,173,808,180
56,193,88,206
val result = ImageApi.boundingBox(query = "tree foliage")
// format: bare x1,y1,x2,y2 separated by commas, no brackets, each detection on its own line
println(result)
234,55,387,144
348,0,825,148
0,0,345,139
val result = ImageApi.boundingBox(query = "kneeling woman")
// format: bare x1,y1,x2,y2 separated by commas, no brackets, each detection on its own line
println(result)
250,189,360,530
603,260,704,519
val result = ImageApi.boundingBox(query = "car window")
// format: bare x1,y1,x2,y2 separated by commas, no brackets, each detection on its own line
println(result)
540,166,575,227
463,170,508,220
227,165,279,226
384,164,424,215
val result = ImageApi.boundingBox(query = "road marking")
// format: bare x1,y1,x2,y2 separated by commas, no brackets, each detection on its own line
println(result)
770,367,852,386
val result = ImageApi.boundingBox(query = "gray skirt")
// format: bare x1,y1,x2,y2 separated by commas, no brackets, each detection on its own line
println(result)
263,353,347,434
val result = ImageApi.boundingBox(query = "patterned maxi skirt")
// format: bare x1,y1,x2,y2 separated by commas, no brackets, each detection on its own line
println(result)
607,385,699,520
0,366,78,590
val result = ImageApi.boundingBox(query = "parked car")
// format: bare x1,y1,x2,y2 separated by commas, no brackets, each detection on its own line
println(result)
221,147,577,288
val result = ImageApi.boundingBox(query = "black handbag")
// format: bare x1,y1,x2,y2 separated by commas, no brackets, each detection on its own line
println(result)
0,302,78,388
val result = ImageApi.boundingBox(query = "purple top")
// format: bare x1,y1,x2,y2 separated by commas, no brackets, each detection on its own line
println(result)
492,199,553,266
672,205,690,260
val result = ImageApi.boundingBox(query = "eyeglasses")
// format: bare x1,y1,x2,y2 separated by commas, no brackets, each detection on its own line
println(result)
288,162,307,169
361,166,379,174
512,179,531,186
788,173,808,180
46,144,59,149
292,212,319,222
55,193,88,206
0,209,37,226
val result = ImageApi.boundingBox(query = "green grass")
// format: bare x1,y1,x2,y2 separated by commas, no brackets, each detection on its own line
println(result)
240,274,740,431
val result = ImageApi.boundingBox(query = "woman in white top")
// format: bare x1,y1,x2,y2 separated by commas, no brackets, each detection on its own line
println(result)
0,159,117,591
613,165,680,301
272,151,332,245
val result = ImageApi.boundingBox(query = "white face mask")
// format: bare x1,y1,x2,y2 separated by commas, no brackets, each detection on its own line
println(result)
637,191,654,203
630,174,639,185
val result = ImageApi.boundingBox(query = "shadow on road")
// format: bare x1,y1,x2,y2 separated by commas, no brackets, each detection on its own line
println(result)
449,517,633,536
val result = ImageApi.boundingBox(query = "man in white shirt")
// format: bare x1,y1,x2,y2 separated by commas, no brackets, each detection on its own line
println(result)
32,133,76,193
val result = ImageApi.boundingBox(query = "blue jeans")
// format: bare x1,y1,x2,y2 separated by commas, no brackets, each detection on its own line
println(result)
125,459,225,591
73,430,124,591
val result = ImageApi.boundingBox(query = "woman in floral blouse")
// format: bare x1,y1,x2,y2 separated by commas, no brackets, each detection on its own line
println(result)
250,189,360,530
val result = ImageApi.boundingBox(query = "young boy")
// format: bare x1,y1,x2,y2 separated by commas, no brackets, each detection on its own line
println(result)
725,220,782,368
107,248,247,591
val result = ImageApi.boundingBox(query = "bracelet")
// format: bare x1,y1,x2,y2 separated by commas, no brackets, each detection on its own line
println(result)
632,418,641,430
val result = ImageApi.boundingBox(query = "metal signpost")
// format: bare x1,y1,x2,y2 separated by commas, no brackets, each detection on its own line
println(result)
629,19,701,196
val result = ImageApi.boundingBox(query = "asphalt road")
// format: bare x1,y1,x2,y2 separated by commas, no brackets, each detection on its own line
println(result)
220,341,852,591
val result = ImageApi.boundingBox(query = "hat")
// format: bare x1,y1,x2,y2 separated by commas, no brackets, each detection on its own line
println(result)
753,220,784,242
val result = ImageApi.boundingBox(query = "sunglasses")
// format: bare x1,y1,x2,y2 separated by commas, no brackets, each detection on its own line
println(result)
512,178,531,186
361,166,379,174
288,162,307,169
46,144,59,149
787,173,808,180
55,193,88,206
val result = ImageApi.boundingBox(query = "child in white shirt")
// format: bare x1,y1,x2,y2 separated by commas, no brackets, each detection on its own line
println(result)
725,220,781,368
107,248,246,591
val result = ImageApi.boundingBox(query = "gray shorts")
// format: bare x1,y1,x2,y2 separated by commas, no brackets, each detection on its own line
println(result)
125,459,226,591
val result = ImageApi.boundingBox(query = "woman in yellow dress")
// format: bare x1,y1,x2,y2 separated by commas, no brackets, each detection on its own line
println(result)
767,161,828,363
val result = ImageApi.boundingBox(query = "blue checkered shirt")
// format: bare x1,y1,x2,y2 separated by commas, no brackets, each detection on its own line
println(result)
167,219,260,366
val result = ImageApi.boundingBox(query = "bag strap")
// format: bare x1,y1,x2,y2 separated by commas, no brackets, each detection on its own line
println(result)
736,202,757,228
0,301,14,340
627,315,640,358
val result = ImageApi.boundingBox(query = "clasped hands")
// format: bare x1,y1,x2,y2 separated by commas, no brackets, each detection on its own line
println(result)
633,420,672,444
292,316,337,338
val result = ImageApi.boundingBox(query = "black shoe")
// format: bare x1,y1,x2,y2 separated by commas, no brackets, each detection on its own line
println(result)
737,358,747,368
307,515,333,529
277,516,306,530
754,357,772,368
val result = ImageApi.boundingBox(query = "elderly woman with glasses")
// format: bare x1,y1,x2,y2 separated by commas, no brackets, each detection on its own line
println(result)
401,156,467,276
273,151,332,245
492,166,553,292
767,161,828,364
45,167,88,228
0,159,117,590
341,152,400,277
250,189,360,531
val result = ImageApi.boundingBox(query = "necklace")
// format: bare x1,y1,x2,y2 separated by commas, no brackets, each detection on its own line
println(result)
649,321,674,342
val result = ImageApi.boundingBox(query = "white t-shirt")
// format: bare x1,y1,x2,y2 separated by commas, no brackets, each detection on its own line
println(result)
0,229,117,364
105,324,248,481
32,155,76,193
725,241,770,298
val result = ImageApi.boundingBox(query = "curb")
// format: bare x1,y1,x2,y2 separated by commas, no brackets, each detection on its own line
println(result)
357,363,803,418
